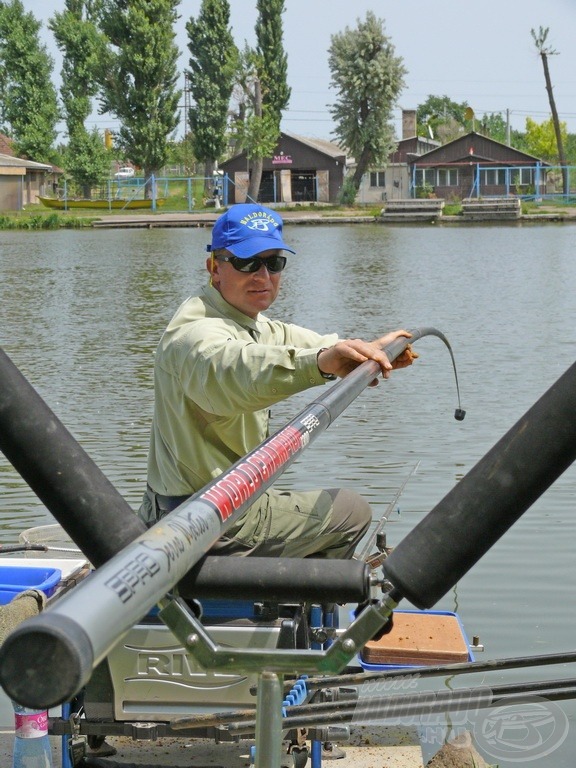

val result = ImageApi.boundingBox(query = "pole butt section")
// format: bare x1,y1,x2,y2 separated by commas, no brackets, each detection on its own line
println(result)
0,614,94,709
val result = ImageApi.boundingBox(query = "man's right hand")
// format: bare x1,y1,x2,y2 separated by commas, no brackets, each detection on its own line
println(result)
317,330,415,383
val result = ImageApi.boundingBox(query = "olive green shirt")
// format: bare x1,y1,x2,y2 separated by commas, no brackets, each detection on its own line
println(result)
147,284,338,496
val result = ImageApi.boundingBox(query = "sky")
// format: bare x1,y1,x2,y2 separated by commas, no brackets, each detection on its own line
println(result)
23,0,576,143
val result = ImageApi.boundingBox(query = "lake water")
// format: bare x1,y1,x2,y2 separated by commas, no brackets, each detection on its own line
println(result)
1,221,576,765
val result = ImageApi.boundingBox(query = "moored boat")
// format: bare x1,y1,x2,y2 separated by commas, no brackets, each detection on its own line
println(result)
38,195,166,210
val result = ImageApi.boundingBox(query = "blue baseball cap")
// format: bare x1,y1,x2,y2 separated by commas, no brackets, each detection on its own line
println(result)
207,204,295,258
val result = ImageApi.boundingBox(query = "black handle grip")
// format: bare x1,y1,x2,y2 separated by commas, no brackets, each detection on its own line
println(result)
0,613,94,709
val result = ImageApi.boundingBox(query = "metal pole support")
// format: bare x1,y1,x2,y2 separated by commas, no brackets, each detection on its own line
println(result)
254,671,284,768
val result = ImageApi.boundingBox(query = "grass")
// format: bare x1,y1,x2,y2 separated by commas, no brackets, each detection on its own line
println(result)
0,212,97,229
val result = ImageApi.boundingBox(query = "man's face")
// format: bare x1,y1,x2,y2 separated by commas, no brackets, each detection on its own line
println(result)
207,249,283,319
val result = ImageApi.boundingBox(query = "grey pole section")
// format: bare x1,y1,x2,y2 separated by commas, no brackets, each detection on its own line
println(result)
0,330,436,709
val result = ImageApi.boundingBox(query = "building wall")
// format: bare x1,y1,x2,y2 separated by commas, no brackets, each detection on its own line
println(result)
220,134,346,204
0,168,25,210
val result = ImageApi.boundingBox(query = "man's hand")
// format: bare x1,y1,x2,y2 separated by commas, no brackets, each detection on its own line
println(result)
317,330,417,383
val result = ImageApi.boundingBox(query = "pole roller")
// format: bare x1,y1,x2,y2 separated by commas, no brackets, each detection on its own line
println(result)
179,556,371,603
384,360,576,608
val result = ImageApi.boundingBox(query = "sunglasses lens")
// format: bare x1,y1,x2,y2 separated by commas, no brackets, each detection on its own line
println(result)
235,258,261,272
234,255,287,273
267,255,287,273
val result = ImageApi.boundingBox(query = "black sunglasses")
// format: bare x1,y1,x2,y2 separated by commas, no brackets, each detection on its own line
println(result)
215,254,287,274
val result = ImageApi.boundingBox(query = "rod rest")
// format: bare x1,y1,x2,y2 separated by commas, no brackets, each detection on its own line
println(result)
178,556,372,604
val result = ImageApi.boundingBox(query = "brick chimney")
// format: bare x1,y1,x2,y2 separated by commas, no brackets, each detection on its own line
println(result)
402,110,417,140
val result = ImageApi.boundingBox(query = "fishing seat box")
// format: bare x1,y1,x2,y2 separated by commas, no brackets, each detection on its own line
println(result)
360,610,472,668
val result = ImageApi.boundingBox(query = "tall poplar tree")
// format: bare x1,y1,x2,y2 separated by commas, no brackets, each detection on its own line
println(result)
255,0,290,134
50,0,110,197
186,0,237,185
96,0,181,187
328,12,406,201
231,45,278,203
0,0,59,162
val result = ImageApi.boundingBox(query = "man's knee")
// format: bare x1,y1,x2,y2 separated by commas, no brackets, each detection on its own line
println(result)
330,488,372,535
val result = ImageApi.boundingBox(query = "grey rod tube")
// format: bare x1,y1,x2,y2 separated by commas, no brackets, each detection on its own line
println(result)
384,359,576,609
0,329,429,709
0,347,146,566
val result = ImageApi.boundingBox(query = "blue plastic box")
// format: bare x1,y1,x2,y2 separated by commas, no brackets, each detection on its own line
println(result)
0,566,62,602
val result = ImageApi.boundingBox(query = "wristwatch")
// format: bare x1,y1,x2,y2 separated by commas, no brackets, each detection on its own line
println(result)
317,348,337,380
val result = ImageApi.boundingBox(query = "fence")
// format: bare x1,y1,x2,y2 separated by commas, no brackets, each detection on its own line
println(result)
52,175,230,213
410,163,576,203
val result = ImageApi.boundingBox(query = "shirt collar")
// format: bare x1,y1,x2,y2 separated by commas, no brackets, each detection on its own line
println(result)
202,283,264,333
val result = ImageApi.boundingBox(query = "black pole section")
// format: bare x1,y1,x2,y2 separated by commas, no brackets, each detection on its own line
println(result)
179,557,371,603
287,649,576,692
0,347,146,567
383,360,576,609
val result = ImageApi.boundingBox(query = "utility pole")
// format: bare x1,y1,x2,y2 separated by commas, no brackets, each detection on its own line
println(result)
183,71,192,173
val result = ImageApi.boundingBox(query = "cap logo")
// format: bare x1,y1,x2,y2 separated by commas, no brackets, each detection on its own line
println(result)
240,211,279,234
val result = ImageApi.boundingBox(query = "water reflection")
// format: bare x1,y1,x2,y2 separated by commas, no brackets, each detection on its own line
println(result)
1,223,576,765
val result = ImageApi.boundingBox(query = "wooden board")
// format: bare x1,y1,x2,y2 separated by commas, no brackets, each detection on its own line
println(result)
361,612,469,666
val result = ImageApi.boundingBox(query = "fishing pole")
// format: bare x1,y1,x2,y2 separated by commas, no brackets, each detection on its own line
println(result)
223,678,576,734
279,649,576,693
358,459,421,565
0,327,460,709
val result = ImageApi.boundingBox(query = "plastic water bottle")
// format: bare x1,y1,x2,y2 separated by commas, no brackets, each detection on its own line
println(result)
11,702,53,768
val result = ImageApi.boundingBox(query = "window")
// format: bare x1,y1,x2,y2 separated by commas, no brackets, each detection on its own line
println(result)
481,168,507,186
512,167,534,186
370,171,386,187
437,168,458,186
414,168,436,187
481,167,534,186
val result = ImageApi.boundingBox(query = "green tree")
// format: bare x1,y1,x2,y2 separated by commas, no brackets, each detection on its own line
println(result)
96,0,181,191
479,112,508,143
186,0,237,188
328,12,406,197
0,0,59,162
255,0,290,134
531,26,568,194
50,0,110,197
232,45,278,203
565,133,576,167
524,116,567,163
416,95,469,142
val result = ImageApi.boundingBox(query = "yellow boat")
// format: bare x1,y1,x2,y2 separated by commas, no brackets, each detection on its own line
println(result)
38,196,166,210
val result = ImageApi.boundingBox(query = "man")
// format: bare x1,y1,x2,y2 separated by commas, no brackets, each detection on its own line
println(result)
139,203,416,559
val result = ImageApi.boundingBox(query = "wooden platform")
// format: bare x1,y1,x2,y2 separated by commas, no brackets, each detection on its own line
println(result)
461,197,521,221
380,199,445,223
